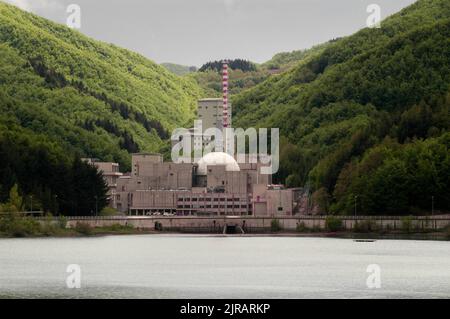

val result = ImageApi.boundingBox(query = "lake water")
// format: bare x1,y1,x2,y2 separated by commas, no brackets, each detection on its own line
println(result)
0,235,449,299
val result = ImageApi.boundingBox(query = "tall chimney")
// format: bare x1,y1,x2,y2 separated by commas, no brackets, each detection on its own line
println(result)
222,60,229,129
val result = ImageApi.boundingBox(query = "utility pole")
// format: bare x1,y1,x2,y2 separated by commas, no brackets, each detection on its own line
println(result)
54,195,58,215
431,196,434,216
278,188,282,216
95,195,98,216
30,195,33,213
354,195,358,218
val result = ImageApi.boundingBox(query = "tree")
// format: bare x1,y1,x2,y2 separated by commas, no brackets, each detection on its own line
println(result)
7,184,23,212
312,188,331,215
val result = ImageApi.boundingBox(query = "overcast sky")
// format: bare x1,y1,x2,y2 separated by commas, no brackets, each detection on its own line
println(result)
3,0,416,66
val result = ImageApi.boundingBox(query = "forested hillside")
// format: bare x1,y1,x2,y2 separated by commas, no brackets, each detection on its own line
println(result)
262,42,331,72
0,2,203,215
0,120,108,216
161,63,197,76
233,0,450,215
190,48,328,96
1,0,449,217
0,2,202,170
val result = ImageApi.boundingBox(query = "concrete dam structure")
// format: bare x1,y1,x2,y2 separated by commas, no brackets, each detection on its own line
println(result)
56,215,450,234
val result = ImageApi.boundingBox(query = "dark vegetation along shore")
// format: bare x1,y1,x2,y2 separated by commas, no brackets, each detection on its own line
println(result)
0,213,153,238
1,214,449,240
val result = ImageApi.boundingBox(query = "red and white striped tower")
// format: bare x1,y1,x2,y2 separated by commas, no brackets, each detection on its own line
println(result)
222,60,230,152
222,60,229,129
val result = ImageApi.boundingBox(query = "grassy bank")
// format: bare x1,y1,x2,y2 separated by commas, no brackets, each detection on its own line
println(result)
276,216,450,241
268,229,450,241
0,215,154,238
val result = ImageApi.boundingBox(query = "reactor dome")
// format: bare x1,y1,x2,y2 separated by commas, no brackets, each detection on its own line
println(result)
197,152,240,175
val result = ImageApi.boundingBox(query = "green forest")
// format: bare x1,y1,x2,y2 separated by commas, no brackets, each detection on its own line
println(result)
232,0,450,215
0,2,201,215
0,0,449,217
161,63,198,76
0,2,202,169
0,120,108,216
189,50,328,96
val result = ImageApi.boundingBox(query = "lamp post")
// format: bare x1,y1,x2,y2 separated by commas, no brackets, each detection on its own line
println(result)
278,188,282,217
431,196,434,216
30,195,33,213
54,195,58,215
94,195,98,216
354,195,358,218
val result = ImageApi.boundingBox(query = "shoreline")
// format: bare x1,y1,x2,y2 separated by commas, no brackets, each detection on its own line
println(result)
1,228,449,241
2,215,449,241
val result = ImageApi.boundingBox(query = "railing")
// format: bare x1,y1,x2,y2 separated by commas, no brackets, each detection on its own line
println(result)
29,215,450,221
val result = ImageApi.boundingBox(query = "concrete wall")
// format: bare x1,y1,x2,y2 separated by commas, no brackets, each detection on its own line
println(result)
58,216,450,232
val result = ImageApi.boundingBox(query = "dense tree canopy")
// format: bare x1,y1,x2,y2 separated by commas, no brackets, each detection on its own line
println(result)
233,0,450,215
0,2,202,170
332,134,450,215
0,120,108,216
199,59,257,73
0,0,449,216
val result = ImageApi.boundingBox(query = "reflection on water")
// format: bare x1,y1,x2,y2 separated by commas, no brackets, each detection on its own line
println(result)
0,235,449,299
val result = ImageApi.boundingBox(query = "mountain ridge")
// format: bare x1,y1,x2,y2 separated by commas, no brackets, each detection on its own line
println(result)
0,1,203,169
232,0,450,214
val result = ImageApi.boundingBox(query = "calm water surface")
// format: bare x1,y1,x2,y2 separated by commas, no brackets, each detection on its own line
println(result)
0,235,449,299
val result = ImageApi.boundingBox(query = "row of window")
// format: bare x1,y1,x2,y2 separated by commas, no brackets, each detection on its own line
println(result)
178,197,246,202
177,205,250,209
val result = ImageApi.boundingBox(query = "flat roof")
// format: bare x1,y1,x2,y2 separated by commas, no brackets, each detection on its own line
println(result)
131,153,163,156
198,98,222,102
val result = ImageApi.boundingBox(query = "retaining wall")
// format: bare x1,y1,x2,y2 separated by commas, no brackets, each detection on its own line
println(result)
40,215,450,232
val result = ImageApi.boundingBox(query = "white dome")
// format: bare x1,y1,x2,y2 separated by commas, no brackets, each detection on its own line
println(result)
197,152,240,175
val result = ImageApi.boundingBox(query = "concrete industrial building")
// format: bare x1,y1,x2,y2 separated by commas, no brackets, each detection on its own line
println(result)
110,152,303,217
93,61,305,217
